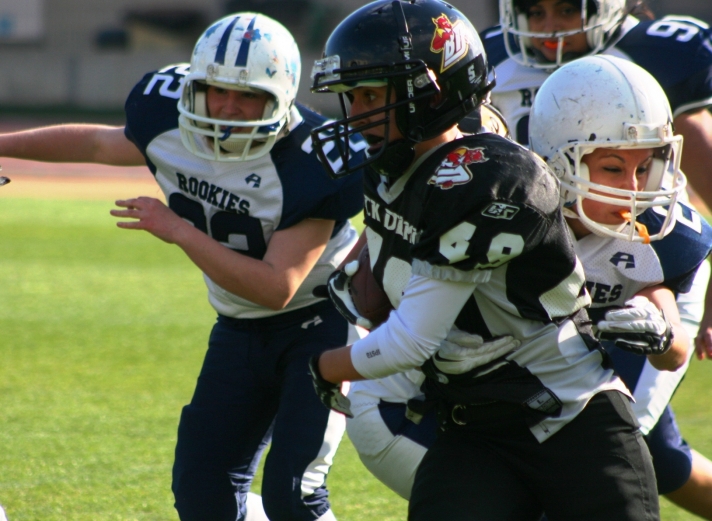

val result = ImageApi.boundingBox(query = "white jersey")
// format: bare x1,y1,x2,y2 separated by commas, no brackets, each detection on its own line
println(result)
124,65,365,318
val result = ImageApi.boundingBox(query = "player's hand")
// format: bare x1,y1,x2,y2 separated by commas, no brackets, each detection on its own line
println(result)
111,197,186,244
597,296,673,356
432,329,521,374
694,308,712,360
321,262,373,330
308,355,353,418
695,326,712,360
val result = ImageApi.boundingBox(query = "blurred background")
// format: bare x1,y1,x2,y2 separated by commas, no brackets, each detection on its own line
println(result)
0,0,708,120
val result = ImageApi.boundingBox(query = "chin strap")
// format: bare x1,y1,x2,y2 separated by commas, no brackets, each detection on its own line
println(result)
370,139,416,178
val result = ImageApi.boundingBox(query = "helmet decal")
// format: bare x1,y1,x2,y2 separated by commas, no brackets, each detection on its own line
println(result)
235,17,260,67
431,14,470,72
214,16,241,65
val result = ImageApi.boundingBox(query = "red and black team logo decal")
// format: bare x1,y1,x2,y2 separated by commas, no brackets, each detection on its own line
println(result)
430,13,469,72
428,147,488,189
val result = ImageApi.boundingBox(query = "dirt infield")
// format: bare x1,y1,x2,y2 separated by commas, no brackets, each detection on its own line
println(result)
0,159,163,201
0,117,708,214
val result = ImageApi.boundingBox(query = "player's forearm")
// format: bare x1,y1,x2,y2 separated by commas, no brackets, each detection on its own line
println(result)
638,286,689,371
171,224,302,309
318,345,364,383
0,124,143,166
646,324,688,371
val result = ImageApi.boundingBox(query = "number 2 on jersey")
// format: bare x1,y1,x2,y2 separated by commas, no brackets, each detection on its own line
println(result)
169,193,267,259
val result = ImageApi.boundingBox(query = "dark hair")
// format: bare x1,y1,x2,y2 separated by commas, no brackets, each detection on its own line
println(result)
514,0,597,17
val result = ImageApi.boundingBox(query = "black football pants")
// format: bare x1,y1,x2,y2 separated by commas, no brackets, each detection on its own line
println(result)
409,391,659,521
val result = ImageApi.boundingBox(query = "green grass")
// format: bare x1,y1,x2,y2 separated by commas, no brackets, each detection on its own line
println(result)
0,198,709,520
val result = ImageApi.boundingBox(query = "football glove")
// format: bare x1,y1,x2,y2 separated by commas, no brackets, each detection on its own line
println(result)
314,261,373,330
432,329,521,375
597,296,673,356
308,354,353,418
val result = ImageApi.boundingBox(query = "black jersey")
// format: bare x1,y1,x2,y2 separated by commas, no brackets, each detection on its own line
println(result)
352,133,626,441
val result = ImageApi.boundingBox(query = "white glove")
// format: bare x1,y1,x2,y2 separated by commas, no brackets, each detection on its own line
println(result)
432,328,521,375
322,260,373,330
597,296,673,356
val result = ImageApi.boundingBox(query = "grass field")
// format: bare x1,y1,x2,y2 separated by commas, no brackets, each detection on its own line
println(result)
0,192,711,520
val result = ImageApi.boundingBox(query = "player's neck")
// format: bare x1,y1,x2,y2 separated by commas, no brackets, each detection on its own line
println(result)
413,126,462,161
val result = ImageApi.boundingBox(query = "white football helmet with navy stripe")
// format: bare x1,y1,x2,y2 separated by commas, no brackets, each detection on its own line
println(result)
178,13,301,161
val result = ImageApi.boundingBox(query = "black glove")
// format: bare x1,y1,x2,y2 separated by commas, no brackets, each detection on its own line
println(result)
597,296,673,356
313,261,373,329
308,355,353,418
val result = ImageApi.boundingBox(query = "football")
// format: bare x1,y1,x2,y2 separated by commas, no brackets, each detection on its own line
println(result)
349,244,393,329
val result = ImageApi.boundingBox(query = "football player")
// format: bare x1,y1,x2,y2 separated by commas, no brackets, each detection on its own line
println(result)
484,0,712,357
308,1,659,519
0,13,366,521
484,1,712,516
530,54,712,520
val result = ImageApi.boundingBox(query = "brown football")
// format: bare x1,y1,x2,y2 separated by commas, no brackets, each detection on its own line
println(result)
349,244,393,329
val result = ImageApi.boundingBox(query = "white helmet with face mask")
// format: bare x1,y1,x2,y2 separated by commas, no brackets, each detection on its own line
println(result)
500,0,626,69
529,54,686,242
178,13,301,162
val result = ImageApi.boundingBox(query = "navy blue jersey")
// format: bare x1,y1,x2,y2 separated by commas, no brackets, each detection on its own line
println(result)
122,64,366,318
575,201,712,434
481,16,712,144
579,201,712,319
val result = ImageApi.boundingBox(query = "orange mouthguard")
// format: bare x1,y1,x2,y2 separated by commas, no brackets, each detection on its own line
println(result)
619,210,650,243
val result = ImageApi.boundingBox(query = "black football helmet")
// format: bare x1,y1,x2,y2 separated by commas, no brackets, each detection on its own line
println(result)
310,0,494,178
